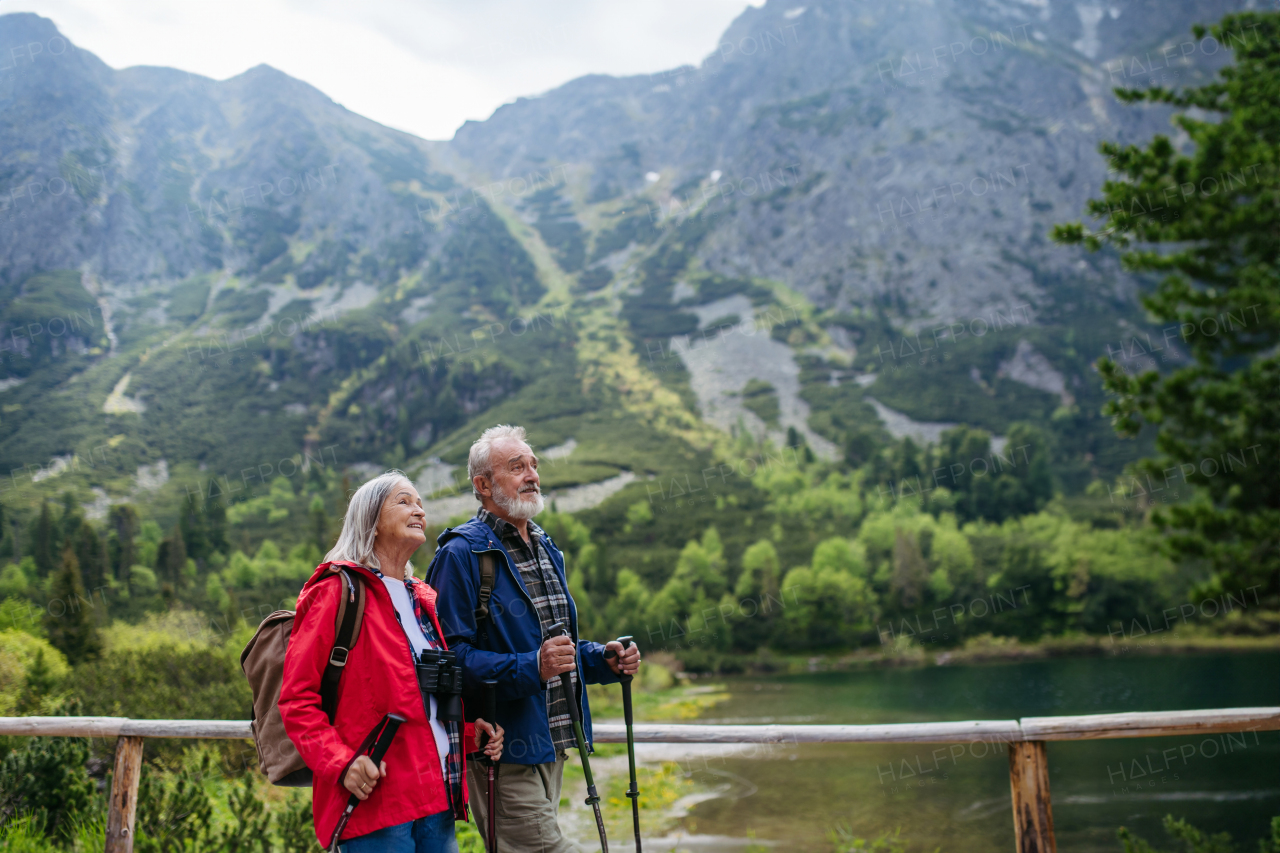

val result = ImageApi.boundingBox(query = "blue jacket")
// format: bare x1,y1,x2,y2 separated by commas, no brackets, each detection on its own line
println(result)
425,516,617,765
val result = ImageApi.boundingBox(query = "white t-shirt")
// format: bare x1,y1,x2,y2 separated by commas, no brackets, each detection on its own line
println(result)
380,576,450,778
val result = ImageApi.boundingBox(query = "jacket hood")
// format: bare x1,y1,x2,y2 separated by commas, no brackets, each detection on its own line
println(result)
436,516,496,550
436,515,555,553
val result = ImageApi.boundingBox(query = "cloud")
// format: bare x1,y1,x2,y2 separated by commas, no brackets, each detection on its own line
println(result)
7,0,763,139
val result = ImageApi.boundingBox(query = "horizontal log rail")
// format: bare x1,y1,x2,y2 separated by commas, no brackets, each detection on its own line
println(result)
3,706,1276,742
2,707,1276,853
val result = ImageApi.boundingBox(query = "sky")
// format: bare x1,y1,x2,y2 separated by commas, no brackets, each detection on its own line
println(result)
5,0,763,140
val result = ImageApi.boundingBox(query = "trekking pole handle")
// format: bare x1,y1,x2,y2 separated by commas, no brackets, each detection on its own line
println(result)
545,622,582,725
603,635,635,684
479,679,497,752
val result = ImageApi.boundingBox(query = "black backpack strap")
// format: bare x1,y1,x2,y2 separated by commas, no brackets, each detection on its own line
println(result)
320,568,365,723
474,551,497,646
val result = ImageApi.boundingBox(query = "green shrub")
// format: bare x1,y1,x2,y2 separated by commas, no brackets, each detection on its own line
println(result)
71,644,250,754
1118,814,1280,853
0,737,94,839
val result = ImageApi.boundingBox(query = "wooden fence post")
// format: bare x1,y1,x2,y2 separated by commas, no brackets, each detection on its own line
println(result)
104,736,144,853
1008,740,1056,853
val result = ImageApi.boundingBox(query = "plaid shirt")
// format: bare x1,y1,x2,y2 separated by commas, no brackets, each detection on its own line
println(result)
375,569,467,821
477,509,577,752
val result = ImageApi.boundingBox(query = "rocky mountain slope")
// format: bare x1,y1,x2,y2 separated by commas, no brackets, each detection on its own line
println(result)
450,0,1246,323
0,0,1251,530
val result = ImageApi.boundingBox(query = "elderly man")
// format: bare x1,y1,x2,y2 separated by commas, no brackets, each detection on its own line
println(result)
427,424,641,853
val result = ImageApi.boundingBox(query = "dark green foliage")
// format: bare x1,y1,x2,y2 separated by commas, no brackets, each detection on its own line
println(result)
295,239,354,289
589,205,660,262
0,271,103,377
136,755,214,853
15,650,61,714
429,206,543,316
1119,814,1240,853
71,645,252,728
1053,12,1280,602
109,505,139,582
256,252,296,285
526,186,586,272
44,544,102,662
865,426,1053,524
231,207,300,275
180,493,209,563
156,525,187,587
309,496,329,554
620,216,708,340
32,501,54,577
574,265,612,293
276,796,317,853
205,493,227,556
74,523,106,592
374,235,427,283
741,380,780,427
211,288,270,326
272,299,315,326
0,736,94,838
983,535,1060,641
689,275,772,305
166,278,212,324
1263,817,1280,853
211,775,272,853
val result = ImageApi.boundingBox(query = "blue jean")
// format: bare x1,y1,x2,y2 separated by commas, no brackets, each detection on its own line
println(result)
340,810,458,853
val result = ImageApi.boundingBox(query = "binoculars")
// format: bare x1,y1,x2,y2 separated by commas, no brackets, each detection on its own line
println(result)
416,648,464,722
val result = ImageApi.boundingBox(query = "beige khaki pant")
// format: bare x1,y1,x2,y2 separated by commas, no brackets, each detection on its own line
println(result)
466,751,582,853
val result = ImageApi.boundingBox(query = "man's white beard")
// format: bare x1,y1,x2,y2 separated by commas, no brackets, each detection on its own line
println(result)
492,481,544,521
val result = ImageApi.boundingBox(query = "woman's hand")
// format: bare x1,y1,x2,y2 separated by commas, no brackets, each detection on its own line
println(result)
474,719,504,761
343,755,387,801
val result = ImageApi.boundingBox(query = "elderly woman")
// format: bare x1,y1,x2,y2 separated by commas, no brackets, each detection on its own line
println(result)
280,471,502,853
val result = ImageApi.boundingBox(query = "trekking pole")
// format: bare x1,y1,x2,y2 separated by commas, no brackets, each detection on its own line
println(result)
467,680,500,852
327,713,406,852
547,621,608,852
604,636,641,853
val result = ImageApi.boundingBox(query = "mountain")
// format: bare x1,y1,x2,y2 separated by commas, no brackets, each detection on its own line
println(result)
0,0,1250,570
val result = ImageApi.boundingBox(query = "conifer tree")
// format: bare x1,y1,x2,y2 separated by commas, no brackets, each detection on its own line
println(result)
179,491,209,562
32,500,55,577
1054,12,1280,600
310,496,329,554
205,490,227,555
75,523,106,593
108,504,139,582
159,524,187,586
44,543,102,662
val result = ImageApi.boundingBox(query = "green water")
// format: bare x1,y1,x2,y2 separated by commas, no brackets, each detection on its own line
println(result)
665,651,1280,852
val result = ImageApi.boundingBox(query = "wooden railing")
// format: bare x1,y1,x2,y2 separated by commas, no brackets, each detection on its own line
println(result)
2,707,1277,853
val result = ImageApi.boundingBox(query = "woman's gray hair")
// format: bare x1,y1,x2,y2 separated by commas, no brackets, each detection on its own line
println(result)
468,424,528,499
325,470,414,572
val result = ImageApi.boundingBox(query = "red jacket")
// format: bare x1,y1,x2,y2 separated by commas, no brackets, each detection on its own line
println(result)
280,562,470,845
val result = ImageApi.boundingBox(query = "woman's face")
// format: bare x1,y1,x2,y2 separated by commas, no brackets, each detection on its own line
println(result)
374,480,427,552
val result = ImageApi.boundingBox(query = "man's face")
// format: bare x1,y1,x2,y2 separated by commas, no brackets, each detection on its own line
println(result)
479,438,543,521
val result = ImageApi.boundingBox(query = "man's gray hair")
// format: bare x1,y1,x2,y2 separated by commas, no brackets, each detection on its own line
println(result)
468,424,529,499
325,470,414,572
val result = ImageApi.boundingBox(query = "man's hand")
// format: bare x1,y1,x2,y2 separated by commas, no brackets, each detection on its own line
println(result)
605,640,641,676
343,755,386,801
539,635,576,682
474,719,505,761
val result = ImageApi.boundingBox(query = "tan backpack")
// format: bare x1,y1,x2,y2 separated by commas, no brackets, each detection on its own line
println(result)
240,566,367,786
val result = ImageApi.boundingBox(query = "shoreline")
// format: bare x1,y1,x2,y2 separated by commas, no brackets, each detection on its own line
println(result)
679,631,1280,676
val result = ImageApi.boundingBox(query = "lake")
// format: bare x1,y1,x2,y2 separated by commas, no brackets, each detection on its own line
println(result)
604,651,1280,852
